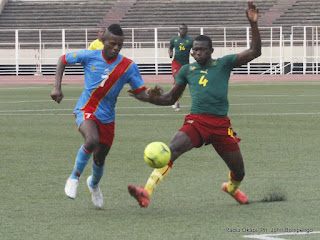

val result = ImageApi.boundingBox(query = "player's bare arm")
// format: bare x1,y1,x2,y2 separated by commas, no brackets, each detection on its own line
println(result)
148,83,185,105
128,85,163,102
168,47,173,58
128,84,185,105
237,1,261,66
50,56,66,103
149,84,185,106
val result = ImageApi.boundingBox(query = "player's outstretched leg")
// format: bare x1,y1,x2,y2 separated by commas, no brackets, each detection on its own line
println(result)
128,185,150,208
128,163,172,207
222,172,248,204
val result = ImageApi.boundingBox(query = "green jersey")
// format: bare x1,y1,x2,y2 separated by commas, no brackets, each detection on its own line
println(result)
170,36,194,65
175,54,239,116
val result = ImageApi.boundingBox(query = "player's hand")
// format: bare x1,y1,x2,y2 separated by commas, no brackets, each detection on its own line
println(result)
50,87,64,103
127,85,163,103
246,1,258,23
148,85,163,99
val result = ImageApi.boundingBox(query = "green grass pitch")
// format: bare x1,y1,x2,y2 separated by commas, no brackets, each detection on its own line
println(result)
1,81,319,240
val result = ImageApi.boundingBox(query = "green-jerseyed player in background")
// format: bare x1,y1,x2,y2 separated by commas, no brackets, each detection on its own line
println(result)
169,24,193,111
128,1,261,207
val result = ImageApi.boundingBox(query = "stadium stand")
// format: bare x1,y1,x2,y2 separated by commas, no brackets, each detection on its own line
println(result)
0,0,318,75
273,0,320,37
99,0,137,28
0,0,117,43
0,0,319,42
119,0,278,42
120,0,274,27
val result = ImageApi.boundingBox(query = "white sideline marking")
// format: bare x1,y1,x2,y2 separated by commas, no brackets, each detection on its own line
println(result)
0,109,74,113
0,82,318,91
230,82,320,86
243,231,320,240
231,94,319,97
0,86,50,90
1,112,320,116
1,102,320,112
1,101,320,106
0,98,78,104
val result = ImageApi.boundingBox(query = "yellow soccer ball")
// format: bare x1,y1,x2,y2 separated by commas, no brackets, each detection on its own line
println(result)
144,142,171,168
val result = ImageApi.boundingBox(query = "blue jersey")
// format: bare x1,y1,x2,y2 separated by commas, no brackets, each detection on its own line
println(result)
63,49,146,123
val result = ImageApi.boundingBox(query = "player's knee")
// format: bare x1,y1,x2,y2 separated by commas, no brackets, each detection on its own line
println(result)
169,132,193,161
93,144,110,166
85,136,99,152
93,158,105,167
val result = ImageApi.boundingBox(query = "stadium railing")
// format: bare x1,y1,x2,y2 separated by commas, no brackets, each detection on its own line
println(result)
0,26,318,75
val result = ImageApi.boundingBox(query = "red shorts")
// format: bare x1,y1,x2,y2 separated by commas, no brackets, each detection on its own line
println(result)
179,114,241,154
74,113,115,147
171,59,182,76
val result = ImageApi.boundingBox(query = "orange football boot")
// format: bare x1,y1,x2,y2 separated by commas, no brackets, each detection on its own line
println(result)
222,183,248,204
128,184,150,208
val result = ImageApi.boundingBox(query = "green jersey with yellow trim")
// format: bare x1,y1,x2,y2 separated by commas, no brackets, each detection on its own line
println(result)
170,36,194,65
175,54,239,116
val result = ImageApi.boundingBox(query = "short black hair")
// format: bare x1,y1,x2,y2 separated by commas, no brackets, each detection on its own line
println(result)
180,23,188,28
194,35,212,49
107,24,123,36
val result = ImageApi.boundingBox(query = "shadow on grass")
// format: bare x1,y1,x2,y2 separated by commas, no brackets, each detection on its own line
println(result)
248,191,287,204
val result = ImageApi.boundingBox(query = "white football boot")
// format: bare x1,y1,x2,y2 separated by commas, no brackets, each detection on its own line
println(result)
64,178,79,199
87,175,103,208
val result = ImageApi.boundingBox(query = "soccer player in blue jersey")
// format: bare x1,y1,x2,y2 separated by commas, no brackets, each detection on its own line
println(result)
50,24,148,208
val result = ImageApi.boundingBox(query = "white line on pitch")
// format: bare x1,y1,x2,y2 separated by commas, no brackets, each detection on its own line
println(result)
1,112,320,116
0,94,319,104
1,101,320,108
0,98,78,104
0,109,74,112
243,231,320,240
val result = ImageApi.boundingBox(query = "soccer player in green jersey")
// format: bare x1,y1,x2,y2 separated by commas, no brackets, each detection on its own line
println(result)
128,1,261,207
169,24,194,111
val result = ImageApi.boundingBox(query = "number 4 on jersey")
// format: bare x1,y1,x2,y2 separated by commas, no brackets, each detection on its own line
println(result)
199,75,208,86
